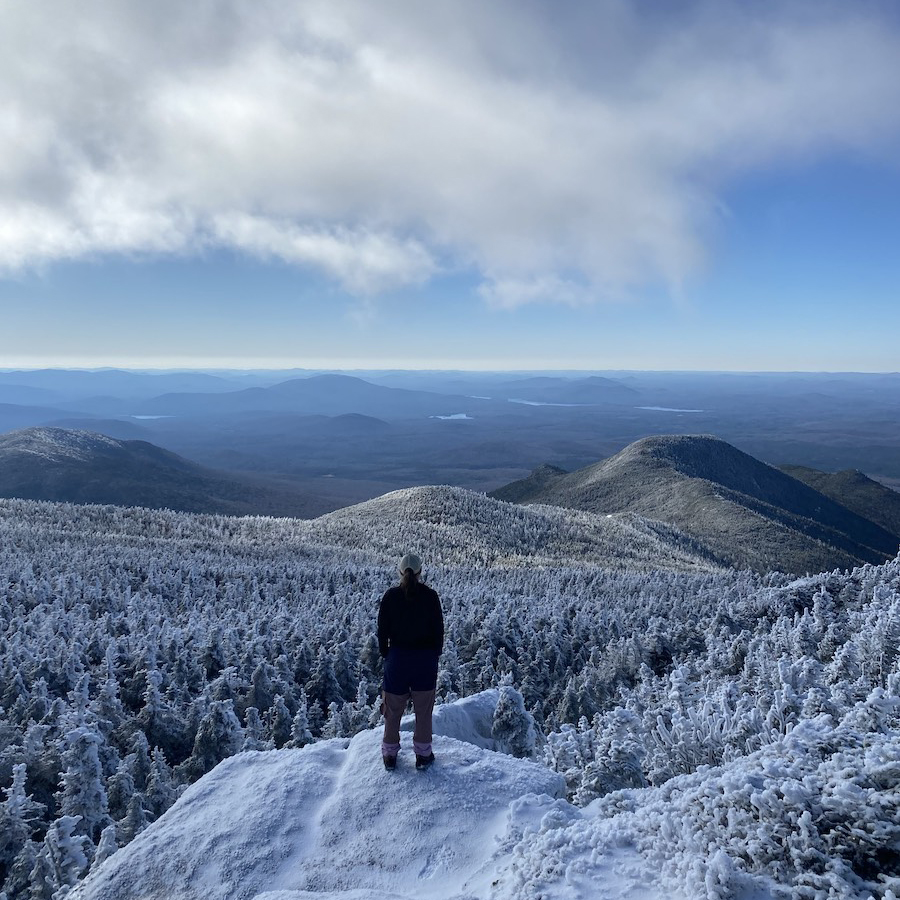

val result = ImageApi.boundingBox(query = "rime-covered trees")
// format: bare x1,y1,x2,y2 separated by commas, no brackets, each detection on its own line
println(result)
178,701,244,781
266,696,293,750
0,765,44,889
0,496,899,898
491,682,537,758
288,693,313,748
56,726,111,846
30,815,90,900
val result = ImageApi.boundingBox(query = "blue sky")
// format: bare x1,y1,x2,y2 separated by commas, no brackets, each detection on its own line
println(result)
1,1,899,371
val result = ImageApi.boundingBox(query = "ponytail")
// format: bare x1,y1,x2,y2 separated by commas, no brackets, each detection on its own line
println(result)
400,567,419,596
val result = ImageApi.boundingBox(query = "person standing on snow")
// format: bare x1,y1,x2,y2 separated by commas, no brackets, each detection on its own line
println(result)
377,552,444,770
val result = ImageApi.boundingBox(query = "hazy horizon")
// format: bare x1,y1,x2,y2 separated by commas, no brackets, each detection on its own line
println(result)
2,363,900,376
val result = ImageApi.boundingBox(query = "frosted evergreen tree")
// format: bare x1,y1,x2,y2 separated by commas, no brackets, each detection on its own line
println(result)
25,676,50,722
305,648,343,724
241,707,269,751
345,681,377,734
358,634,381,680
332,638,358,699
573,708,647,805
106,758,136,823
137,667,182,761
91,824,118,872
144,749,175,820
436,643,460,702
266,695,294,749
0,764,45,887
555,677,581,726
56,726,112,846
178,700,244,781
1,671,27,713
246,663,275,715
209,667,240,705
128,732,152,794
30,815,90,900
4,838,39,900
840,680,900,733
64,674,91,731
117,796,150,845
491,681,537,758
287,693,313,748
90,676,127,768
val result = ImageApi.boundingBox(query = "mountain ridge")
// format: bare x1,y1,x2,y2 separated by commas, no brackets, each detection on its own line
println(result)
490,434,900,574
309,484,722,572
0,427,326,517
135,374,493,419
778,463,900,536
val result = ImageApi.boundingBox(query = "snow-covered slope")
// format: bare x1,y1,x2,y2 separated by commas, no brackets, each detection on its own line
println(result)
0,426,131,463
308,485,720,571
0,482,721,572
72,699,569,900
73,686,900,900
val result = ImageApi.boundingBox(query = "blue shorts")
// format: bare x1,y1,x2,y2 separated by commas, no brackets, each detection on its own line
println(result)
383,646,440,694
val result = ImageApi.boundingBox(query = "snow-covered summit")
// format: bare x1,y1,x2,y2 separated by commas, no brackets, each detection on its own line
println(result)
72,694,567,900
311,484,719,572
70,683,900,900
0,426,123,462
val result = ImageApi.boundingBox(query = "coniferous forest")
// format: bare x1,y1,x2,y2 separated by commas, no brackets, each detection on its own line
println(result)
1,490,898,898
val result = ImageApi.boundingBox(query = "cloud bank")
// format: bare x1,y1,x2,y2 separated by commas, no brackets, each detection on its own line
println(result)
2,0,899,303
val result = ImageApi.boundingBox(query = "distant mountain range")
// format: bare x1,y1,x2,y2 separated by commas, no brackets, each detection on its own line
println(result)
491,434,900,574
112,374,493,419
0,427,327,517
2,425,898,575
492,375,639,405
1,370,899,498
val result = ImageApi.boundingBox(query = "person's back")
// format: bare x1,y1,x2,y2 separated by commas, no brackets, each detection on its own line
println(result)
378,582,442,654
377,553,444,770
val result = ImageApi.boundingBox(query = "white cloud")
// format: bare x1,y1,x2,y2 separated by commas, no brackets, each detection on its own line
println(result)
212,213,436,294
479,276,594,310
1,0,899,303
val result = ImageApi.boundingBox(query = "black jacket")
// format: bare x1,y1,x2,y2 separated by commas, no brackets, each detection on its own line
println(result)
377,583,444,657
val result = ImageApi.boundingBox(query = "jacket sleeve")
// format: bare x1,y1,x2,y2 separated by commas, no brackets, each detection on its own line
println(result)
433,592,444,654
377,593,390,657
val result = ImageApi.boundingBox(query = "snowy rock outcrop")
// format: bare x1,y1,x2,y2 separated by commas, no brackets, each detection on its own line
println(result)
402,689,501,751
72,719,565,900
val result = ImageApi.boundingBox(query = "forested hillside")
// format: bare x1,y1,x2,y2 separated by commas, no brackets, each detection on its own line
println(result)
0,495,898,898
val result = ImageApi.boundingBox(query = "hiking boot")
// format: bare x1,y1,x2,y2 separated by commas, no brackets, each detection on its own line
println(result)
415,752,435,770
383,755,397,771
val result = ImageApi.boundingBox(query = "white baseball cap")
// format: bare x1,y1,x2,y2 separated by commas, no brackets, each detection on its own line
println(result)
398,553,422,574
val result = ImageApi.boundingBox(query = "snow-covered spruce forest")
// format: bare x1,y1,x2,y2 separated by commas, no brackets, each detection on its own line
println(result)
1,488,899,899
